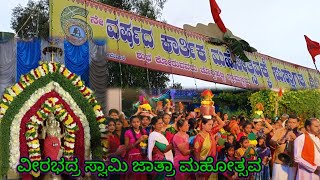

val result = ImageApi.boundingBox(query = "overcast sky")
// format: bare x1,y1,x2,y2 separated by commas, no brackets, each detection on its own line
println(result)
1,0,320,89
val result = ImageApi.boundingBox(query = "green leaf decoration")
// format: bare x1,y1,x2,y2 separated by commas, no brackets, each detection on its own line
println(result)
253,113,263,119
245,146,258,158
207,37,224,46
224,37,250,62
218,138,226,146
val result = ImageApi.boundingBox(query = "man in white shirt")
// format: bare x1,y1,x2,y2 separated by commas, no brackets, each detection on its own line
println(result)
294,118,320,180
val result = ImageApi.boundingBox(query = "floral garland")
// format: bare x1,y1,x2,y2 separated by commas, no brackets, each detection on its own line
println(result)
25,97,79,164
9,83,88,171
0,62,106,176
18,91,86,179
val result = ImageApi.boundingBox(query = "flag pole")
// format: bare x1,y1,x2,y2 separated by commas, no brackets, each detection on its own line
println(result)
314,61,320,73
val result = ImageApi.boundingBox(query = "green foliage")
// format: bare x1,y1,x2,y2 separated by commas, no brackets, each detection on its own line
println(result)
216,33,257,63
278,89,320,119
134,0,157,19
249,90,277,119
11,0,49,39
222,109,250,119
107,63,169,89
99,0,132,11
100,0,167,19
213,91,253,117
224,37,250,62
207,37,224,46
249,89,320,120
0,71,102,176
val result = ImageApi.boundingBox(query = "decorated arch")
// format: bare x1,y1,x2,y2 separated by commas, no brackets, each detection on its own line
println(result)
0,62,108,177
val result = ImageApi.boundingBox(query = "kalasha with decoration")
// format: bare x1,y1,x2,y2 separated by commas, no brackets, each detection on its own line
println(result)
200,89,215,119
0,62,107,178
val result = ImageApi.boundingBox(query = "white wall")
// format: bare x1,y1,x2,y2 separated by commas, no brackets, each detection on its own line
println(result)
105,88,122,114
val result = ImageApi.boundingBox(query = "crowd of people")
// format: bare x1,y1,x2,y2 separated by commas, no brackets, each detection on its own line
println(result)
102,106,320,180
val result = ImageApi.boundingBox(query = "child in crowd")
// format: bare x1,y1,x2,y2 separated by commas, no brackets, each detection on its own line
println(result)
140,115,151,135
254,137,271,180
222,142,238,180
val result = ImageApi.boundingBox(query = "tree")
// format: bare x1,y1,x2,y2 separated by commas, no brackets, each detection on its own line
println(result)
11,0,49,39
214,90,253,117
278,89,320,120
248,89,320,121
169,82,183,89
107,64,169,89
249,90,277,119
99,0,167,19
99,0,170,89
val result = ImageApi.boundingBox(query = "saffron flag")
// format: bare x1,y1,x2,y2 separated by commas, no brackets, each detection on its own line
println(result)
304,35,320,63
209,0,227,33
278,87,283,97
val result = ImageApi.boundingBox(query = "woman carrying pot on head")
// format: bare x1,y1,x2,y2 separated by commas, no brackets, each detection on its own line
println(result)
194,110,224,180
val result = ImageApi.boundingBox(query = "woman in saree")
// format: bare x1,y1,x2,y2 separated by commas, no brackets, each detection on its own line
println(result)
148,116,174,180
115,120,126,145
162,113,175,143
124,116,148,180
252,118,273,139
162,113,172,132
187,118,199,137
166,112,181,134
194,115,223,180
173,119,192,179
237,121,253,142
106,120,124,157
105,120,126,180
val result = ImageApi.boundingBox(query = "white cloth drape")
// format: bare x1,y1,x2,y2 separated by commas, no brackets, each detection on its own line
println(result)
148,131,173,163
0,38,16,97
89,40,107,115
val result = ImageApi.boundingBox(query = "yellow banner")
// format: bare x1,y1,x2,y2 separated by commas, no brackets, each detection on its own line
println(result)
51,0,320,89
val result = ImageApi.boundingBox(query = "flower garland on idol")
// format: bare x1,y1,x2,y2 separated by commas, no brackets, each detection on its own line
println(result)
25,97,78,163
0,62,107,176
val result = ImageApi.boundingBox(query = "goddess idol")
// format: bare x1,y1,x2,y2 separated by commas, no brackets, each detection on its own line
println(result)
41,113,66,160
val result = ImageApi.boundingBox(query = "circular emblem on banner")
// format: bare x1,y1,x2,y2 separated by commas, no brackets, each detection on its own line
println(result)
64,19,88,46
